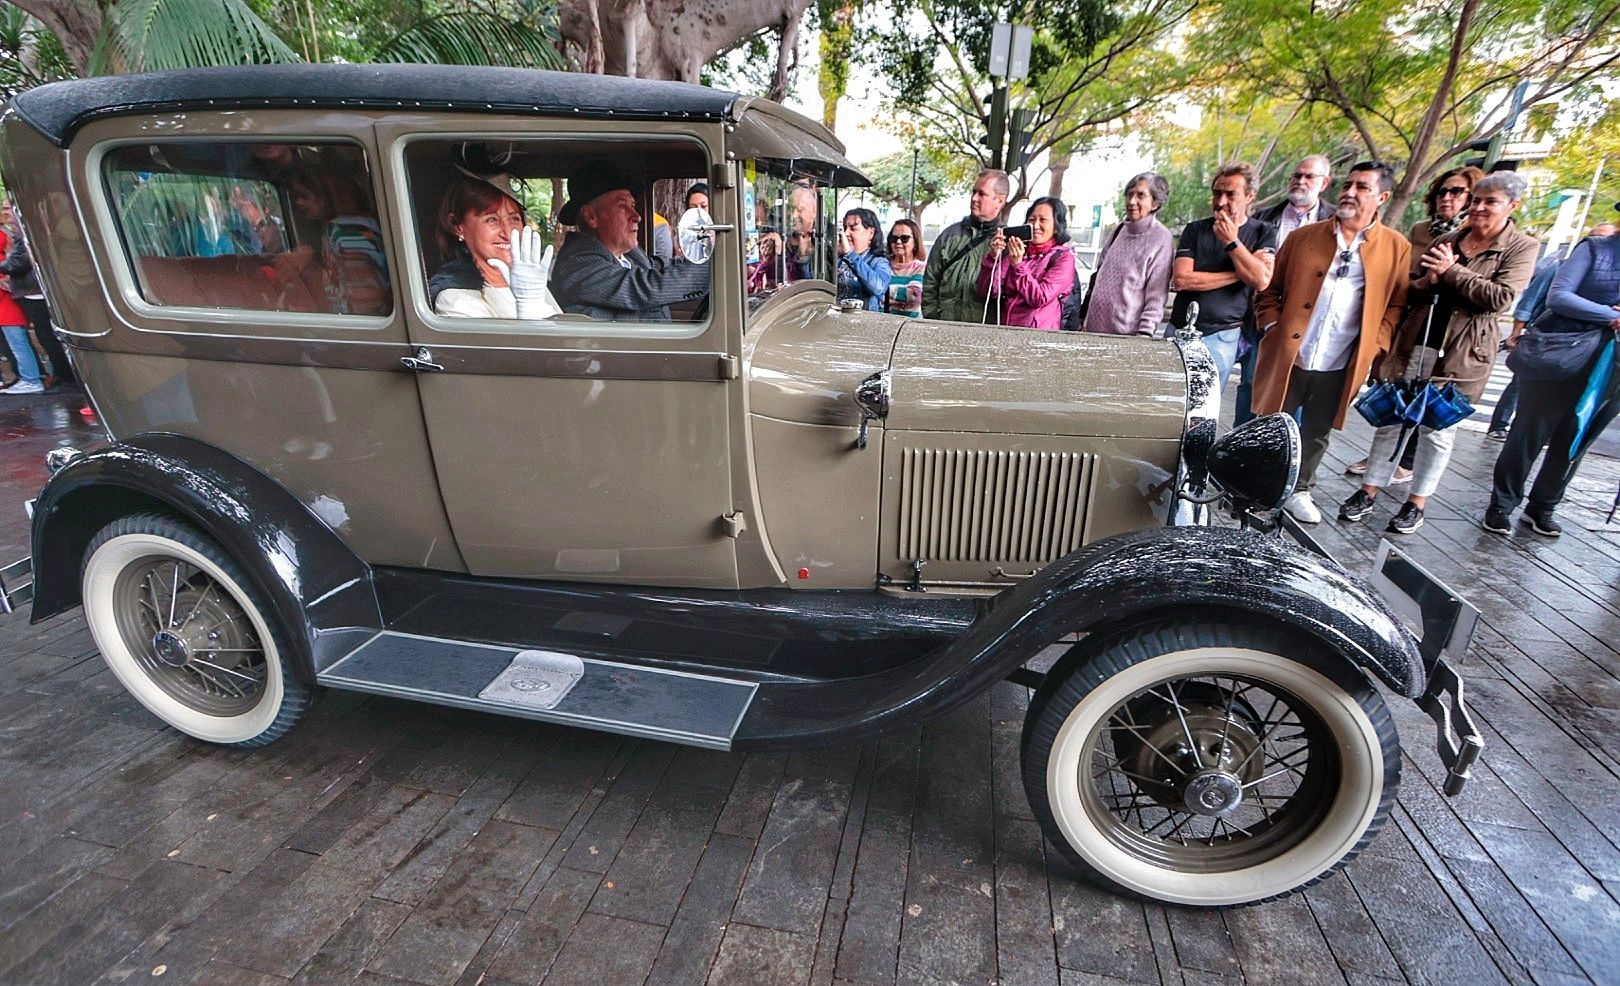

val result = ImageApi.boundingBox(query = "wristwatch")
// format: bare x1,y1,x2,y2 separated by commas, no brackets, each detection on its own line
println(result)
1224,240,1239,253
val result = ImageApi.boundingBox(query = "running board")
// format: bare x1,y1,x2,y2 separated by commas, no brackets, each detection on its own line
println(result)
318,631,757,750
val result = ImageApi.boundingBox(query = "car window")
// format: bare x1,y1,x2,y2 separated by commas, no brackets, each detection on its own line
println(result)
743,160,834,316
103,141,392,318
404,137,712,334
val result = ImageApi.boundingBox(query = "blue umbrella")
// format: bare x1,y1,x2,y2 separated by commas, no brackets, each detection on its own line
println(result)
1572,337,1617,458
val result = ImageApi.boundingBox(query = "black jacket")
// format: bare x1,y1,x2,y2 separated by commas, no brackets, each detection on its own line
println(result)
1253,199,1335,230
548,233,709,322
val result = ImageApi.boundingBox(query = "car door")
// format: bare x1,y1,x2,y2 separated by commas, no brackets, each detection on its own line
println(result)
378,118,745,588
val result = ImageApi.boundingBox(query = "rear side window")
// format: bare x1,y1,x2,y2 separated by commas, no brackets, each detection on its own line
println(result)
103,141,392,317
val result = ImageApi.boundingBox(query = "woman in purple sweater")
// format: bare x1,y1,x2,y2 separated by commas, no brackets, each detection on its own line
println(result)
977,196,1076,329
1083,172,1174,336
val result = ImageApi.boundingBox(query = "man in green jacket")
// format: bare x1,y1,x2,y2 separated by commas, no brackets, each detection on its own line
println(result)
923,169,1008,321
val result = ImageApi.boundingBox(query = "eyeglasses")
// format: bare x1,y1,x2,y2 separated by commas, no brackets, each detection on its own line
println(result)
887,234,912,243
1438,186,1470,197
1291,171,1327,181
1335,249,1352,279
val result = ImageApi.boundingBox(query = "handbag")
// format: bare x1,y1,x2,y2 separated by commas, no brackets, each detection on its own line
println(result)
1506,323,1606,382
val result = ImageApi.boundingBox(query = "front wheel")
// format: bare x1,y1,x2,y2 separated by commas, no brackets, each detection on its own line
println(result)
1022,620,1399,907
81,513,309,747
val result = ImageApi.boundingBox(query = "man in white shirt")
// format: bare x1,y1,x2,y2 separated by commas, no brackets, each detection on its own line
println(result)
1252,162,1412,523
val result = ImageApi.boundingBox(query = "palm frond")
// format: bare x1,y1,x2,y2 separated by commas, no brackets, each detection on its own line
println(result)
91,0,301,75
369,10,562,69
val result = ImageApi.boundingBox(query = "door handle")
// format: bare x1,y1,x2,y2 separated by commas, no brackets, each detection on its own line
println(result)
400,347,444,372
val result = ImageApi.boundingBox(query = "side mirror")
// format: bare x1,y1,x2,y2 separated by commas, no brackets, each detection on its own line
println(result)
853,369,890,450
1205,413,1301,512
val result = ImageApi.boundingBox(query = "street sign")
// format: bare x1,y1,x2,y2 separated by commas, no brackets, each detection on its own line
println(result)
989,24,1011,78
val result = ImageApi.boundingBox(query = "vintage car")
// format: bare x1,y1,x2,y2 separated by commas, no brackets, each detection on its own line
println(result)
0,64,1481,908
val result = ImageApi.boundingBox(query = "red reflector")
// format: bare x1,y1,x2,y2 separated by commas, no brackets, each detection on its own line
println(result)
797,568,810,580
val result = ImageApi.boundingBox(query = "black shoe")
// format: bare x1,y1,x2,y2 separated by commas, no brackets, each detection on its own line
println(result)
1386,502,1425,534
1522,512,1562,538
1481,507,1512,535
1338,490,1377,523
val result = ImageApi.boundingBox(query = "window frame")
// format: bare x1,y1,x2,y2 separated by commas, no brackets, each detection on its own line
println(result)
392,130,718,341
87,135,397,334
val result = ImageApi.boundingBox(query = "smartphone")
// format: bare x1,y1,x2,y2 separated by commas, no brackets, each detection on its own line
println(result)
1002,224,1033,240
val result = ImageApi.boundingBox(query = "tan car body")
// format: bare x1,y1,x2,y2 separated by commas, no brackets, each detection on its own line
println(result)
2,85,1188,596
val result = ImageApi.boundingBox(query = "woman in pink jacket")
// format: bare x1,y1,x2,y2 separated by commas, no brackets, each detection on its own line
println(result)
976,196,1077,329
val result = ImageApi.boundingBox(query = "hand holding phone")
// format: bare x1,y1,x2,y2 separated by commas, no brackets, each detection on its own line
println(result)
1001,224,1033,241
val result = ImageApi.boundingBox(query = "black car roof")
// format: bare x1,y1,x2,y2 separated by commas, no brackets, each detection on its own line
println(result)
11,63,741,148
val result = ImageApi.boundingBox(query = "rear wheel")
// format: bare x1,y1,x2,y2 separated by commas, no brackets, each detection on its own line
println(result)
81,513,308,747
1022,620,1398,907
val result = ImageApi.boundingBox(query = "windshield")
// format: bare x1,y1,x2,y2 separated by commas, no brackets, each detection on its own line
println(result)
744,160,837,315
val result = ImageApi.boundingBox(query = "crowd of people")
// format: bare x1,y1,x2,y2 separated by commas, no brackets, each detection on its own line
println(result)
7,146,1620,540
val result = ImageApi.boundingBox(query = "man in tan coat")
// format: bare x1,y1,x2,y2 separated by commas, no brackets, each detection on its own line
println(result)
1253,161,1411,524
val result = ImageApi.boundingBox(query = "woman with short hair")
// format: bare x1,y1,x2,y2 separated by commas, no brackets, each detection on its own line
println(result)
1083,172,1173,336
1338,171,1537,535
835,207,892,311
978,196,1077,330
883,218,927,318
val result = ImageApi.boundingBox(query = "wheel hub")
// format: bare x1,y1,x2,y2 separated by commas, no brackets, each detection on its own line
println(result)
1182,770,1245,816
151,630,190,667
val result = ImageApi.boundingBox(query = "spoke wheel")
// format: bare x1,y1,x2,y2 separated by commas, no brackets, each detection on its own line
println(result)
82,514,308,747
1023,621,1398,907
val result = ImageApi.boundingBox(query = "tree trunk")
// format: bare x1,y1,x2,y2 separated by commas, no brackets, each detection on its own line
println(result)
1047,151,1071,200
11,0,102,73
765,12,801,102
560,0,814,82
816,0,855,130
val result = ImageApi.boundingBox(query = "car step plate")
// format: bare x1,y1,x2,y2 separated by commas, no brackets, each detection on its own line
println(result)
319,632,756,749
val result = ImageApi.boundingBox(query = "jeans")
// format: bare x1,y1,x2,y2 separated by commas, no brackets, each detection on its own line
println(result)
1,324,41,384
1233,342,1257,427
1365,423,1458,498
1491,375,1620,517
1488,374,1519,432
19,298,71,384
1202,328,1242,407
1282,366,1349,491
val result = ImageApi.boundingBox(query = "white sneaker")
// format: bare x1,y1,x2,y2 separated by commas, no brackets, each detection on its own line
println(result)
1284,491,1322,524
1,380,43,394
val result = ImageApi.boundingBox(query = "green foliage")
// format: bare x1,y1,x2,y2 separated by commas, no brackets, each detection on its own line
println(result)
90,0,300,73
1187,0,1620,216
816,0,854,128
369,9,562,68
700,28,781,94
857,147,969,214
0,3,72,97
868,0,1195,203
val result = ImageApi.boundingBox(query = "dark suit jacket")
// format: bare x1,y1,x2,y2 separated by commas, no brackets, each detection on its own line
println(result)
549,232,709,322
1253,199,1336,229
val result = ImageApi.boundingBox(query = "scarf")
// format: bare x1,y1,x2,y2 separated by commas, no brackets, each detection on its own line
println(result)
1428,212,1465,240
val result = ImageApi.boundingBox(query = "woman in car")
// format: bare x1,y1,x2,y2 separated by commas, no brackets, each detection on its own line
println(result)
428,176,557,319
835,207,892,311
978,196,1077,330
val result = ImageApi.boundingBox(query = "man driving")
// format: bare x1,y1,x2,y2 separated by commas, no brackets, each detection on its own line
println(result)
548,162,710,322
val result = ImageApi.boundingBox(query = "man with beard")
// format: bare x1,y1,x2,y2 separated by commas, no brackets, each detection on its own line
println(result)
1252,162,1411,524
1254,155,1335,245
1171,162,1278,406
924,169,1009,321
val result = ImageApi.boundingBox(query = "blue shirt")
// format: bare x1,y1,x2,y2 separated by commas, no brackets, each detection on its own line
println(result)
1513,259,1560,323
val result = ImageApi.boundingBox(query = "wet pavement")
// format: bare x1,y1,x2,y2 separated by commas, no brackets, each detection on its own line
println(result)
3,381,1620,986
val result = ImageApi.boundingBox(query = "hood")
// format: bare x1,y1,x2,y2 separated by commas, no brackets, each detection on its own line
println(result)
886,321,1186,439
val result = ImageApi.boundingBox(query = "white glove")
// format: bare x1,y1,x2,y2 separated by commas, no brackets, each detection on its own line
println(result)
487,226,559,319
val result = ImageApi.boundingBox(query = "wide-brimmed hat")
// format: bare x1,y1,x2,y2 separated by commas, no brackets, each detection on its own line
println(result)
558,162,636,226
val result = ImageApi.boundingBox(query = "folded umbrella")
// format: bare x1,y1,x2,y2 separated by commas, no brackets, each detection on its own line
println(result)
1571,337,1617,458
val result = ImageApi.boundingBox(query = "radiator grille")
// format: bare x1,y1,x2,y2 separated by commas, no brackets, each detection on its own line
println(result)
897,448,1096,563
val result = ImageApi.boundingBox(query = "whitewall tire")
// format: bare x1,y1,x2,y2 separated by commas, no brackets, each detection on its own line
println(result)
80,514,308,747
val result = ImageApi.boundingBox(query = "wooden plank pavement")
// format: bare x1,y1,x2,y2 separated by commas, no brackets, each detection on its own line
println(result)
3,383,1620,986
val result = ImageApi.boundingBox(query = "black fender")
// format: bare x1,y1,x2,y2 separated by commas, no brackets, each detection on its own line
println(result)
734,525,1422,750
28,434,379,684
